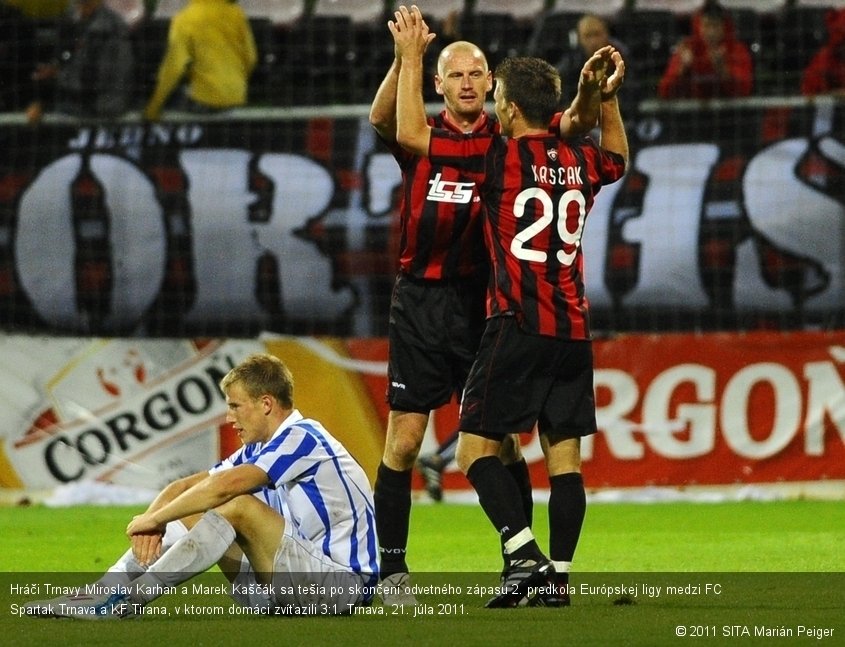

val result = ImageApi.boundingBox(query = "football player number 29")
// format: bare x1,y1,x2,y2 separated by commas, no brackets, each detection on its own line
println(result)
510,187,586,266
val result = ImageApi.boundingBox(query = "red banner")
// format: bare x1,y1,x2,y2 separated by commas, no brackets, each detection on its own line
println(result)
586,331,845,487
347,330,845,489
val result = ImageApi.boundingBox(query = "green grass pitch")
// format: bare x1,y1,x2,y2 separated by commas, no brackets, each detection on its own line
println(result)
1,501,843,646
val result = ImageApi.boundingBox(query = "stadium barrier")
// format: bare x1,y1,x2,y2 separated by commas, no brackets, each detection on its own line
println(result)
0,96,843,339
1,331,843,497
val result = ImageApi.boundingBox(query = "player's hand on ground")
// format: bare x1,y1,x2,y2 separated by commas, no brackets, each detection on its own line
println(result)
389,5,436,60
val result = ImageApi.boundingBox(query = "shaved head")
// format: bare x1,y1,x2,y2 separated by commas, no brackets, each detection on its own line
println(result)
437,41,488,77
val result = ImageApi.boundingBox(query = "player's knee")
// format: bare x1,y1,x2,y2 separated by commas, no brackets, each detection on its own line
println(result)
383,434,423,469
542,436,582,474
213,494,256,527
455,443,480,475
383,412,428,467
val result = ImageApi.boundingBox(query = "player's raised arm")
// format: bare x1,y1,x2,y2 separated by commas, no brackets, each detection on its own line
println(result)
369,17,402,142
600,94,629,168
558,45,623,137
370,57,400,142
393,5,435,157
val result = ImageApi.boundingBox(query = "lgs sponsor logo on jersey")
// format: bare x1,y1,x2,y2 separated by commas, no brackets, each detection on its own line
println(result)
426,172,477,204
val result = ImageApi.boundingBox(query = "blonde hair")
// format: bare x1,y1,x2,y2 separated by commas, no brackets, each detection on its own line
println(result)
220,353,294,407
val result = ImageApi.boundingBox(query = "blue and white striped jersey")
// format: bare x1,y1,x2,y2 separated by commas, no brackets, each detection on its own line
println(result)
210,410,378,584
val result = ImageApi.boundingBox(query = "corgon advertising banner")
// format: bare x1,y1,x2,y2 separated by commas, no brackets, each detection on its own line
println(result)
0,99,842,337
0,337,263,491
1,331,842,493
586,330,845,487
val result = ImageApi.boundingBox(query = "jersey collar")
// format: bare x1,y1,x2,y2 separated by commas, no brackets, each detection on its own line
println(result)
439,109,490,135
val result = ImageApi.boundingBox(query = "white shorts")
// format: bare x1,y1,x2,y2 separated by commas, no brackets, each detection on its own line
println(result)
229,528,372,615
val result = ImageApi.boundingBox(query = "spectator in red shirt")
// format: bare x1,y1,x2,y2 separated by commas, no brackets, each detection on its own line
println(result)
658,0,753,99
801,8,845,96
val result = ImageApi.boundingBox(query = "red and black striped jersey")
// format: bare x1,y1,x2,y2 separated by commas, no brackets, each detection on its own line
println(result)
383,111,498,280
428,130,626,340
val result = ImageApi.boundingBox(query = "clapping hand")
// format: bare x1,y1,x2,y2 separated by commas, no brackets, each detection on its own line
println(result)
389,5,436,60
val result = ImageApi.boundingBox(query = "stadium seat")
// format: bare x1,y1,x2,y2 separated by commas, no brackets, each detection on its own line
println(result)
718,0,786,9
524,10,582,66
309,2,396,105
468,0,545,63
104,0,145,28
312,0,387,24
283,14,361,105
152,0,185,20
770,4,832,94
248,17,282,104
612,9,679,89
458,12,521,68
472,0,546,22
239,0,307,27
130,17,169,107
547,0,626,18
388,0,466,23
794,0,845,7
632,0,700,15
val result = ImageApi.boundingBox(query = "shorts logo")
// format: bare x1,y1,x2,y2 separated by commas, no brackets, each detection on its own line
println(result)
427,173,476,204
391,381,406,390
460,400,479,415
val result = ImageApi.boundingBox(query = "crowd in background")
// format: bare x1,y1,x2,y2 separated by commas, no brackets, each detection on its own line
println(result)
0,0,843,120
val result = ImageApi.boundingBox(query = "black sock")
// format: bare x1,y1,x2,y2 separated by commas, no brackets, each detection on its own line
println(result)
374,462,412,578
499,459,533,567
466,456,542,564
505,459,534,528
548,472,586,565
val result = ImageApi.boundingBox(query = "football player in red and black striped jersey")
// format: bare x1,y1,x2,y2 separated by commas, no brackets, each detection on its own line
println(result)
392,5,628,608
370,7,607,605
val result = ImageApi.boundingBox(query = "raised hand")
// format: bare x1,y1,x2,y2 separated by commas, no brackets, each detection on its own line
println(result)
389,5,436,60
602,50,626,101
578,45,615,96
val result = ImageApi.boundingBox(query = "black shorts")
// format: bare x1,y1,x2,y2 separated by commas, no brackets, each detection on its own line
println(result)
387,272,487,413
459,315,597,440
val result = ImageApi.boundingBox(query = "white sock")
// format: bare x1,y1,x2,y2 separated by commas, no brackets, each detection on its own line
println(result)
551,560,572,574
130,511,236,605
503,527,535,556
94,549,145,588
94,520,190,588
162,519,190,550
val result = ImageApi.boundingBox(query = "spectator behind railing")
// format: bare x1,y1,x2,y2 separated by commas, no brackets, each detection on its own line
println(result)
801,8,845,97
143,0,257,121
657,0,753,100
25,0,133,124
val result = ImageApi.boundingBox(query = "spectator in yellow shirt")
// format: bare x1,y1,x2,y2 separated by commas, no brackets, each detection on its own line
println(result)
144,0,257,121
